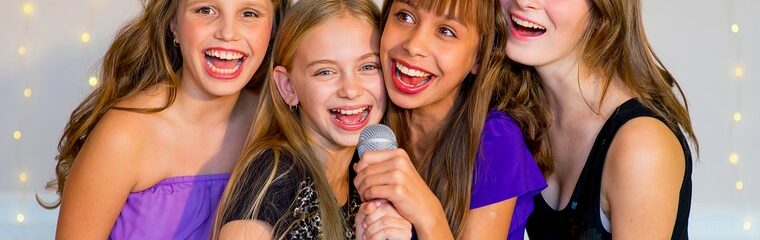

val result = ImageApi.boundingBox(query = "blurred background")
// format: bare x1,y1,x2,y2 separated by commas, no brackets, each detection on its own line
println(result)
0,0,757,239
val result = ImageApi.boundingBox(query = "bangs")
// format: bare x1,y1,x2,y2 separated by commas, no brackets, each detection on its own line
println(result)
399,0,478,26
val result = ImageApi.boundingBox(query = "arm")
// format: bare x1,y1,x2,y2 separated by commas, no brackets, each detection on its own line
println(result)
56,113,141,239
354,149,454,240
219,220,273,240
461,198,516,239
604,117,686,239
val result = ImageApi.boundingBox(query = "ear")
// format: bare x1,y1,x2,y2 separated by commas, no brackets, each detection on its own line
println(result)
273,66,299,106
470,62,480,75
170,17,178,42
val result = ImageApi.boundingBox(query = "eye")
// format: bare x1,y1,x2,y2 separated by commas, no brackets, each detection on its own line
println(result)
242,10,259,18
360,63,379,72
195,6,216,15
437,26,457,38
314,69,336,76
395,11,415,24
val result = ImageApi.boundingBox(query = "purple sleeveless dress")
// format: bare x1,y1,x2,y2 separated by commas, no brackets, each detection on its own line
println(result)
109,173,230,240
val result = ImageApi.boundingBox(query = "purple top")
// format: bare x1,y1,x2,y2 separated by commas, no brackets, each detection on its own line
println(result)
470,110,547,240
109,173,230,240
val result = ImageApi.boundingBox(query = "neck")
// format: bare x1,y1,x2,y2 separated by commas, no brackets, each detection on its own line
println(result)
310,139,354,201
408,91,457,160
173,73,242,126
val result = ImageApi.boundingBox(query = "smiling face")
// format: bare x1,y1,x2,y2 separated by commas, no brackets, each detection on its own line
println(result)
380,0,481,111
173,0,274,99
274,15,385,149
503,0,591,68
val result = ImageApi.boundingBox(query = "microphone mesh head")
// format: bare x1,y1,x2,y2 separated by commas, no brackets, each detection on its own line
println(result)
358,124,397,156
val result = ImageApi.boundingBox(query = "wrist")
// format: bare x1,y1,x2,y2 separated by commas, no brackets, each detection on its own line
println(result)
414,204,453,240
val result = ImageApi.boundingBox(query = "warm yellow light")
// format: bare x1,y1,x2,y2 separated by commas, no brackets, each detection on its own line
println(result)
18,46,26,56
16,213,24,223
729,153,739,165
735,67,744,78
733,112,742,122
13,130,22,140
88,76,99,86
745,221,752,231
23,3,33,15
81,33,91,43
731,24,740,33
19,172,28,183
736,181,744,191
23,88,32,98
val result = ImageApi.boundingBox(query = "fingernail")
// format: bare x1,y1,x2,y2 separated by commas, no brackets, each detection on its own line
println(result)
374,200,382,207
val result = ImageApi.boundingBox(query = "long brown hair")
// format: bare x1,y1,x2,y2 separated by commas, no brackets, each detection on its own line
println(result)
213,0,380,239
380,0,509,237
41,0,288,208
500,0,699,176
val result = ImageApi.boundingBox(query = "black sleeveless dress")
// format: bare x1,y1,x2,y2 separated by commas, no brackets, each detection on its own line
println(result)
526,99,692,239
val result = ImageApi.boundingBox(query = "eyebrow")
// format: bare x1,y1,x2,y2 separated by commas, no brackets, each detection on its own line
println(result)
306,60,338,69
356,52,380,61
396,0,466,26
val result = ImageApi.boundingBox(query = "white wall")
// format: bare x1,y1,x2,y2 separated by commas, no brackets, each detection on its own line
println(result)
0,0,757,239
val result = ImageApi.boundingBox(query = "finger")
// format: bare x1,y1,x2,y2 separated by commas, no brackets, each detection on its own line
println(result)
362,201,379,215
366,226,413,240
356,170,406,198
355,149,410,172
364,202,402,225
362,185,406,209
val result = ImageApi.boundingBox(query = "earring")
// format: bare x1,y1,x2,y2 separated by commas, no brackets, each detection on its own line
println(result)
289,104,299,112
173,38,179,47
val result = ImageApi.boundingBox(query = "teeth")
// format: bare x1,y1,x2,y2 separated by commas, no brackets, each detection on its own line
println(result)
206,58,242,74
511,16,546,30
205,49,244,60
331,107,368,115
395,62,431,78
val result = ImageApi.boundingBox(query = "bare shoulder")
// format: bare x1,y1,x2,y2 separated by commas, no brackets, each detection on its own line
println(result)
607,117,685,172
219,220,273,240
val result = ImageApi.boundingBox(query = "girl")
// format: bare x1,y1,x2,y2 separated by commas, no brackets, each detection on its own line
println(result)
47,0,288,238
213,0,411,239
499,0,697,238
354,0,546,239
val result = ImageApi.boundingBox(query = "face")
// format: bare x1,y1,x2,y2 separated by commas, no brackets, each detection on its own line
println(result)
503,0,591,68
173,0,274,98
274,16,385,149
380,1,481,111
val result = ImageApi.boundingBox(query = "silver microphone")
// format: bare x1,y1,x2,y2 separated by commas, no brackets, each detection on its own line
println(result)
357,124,397,156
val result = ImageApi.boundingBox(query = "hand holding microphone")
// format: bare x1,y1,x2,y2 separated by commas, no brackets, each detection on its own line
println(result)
354,124,446,235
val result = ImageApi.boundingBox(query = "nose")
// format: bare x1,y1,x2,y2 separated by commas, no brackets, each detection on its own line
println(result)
214,15,241,41
337,72,363,99
401,27,429,58
514,0,541,10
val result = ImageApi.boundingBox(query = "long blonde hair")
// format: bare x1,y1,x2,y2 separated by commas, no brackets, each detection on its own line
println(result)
41,0,288,208
213,0,380,239
380,0,510,237
500,0,699,176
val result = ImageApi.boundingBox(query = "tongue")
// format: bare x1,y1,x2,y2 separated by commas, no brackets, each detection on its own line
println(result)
515,24,545,37
208,56,239,69
336,113,363,124
400,73,427,86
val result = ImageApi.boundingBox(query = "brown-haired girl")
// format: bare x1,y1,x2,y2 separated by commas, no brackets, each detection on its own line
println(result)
48,0,288,238
498,0,697,238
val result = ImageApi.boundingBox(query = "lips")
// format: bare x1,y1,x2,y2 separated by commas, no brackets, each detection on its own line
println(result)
391,60,436,95
509,14,547,39
203,48,248,80
329,105,372,131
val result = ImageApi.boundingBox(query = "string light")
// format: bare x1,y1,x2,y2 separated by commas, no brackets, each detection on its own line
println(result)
23,88,32,98
88,76,99,86
731,24,740,33
736,181,744,191
81,32,91,43
745,221,752,231
18,46,26,56
735,67,744,78
733,112,742,122
729,153,739,165
19,172,28,183
13,130,22,140
16,213,24,223
22,3,33,15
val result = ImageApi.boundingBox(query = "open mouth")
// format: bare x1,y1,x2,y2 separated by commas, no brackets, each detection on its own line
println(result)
392,60,436,94
329,106,372,131
510,15,547,37
204,48,247,78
